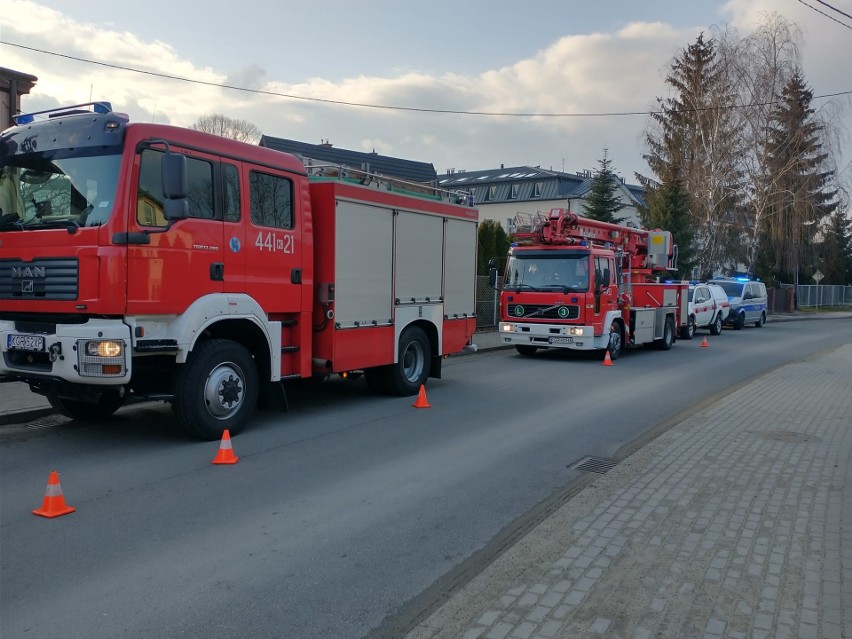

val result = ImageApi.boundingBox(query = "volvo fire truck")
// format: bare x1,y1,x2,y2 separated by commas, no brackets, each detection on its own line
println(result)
489,208,687,359
0,102,478,439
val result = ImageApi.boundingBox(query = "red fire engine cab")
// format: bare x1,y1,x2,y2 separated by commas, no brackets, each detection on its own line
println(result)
0,102,478,439
489,208,687,359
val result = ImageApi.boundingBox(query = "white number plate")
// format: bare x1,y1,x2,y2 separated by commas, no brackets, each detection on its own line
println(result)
7,334,45,352
550,336,573,344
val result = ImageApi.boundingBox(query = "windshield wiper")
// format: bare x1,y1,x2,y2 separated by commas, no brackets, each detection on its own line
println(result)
21,219,81,234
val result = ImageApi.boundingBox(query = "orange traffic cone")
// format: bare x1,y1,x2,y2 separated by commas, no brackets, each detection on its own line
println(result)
603,350,614,366
33,471,76,518
412,384,431,408
701,337,709,348
212,429,239,465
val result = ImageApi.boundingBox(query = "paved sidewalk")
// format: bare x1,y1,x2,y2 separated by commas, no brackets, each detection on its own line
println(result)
404,343,852,639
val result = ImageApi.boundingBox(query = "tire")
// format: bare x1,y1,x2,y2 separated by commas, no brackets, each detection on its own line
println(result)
516,345,538,357
733,312,745,330
47,389,125,421
656,316,675,351
755,311,766,328
709,313,723,336
608,321,624,360
385,326,430,396
172,339,259,440
680,315,696,340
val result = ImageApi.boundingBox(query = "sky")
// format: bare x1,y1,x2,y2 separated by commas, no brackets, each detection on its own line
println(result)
2,0,851,192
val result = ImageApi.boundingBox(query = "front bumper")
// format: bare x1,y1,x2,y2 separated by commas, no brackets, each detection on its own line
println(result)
0,318,132,385
498,321,608,351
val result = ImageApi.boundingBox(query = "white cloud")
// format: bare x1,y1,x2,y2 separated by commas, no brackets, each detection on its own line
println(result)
3,0,849,185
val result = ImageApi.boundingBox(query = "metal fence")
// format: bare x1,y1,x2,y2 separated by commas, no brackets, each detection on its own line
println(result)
476,275,501,330
779,284,852,309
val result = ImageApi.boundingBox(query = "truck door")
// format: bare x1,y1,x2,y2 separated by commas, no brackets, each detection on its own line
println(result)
127,148,224,316
242,168,303,316
590,255,618,335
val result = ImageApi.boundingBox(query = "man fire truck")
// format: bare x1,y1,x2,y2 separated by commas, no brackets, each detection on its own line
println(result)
0,102,478,439
489,208,687,359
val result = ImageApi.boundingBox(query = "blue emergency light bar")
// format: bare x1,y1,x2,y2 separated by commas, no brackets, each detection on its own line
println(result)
12,101,113,125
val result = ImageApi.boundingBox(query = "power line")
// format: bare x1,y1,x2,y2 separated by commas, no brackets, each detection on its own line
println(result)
796,0,852,29
813,0,852,22
2,40,851,118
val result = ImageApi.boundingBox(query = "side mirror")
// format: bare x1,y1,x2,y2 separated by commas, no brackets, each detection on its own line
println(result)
162,151,188,221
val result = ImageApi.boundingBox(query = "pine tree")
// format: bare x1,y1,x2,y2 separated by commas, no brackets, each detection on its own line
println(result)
760,73,837,282
637,33,743,277
641,175,697,279
477,220,509,275
818,210,852,284
582,148,626,224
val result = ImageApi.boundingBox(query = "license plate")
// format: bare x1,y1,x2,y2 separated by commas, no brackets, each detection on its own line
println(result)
550,336,573,344
7,334,45,352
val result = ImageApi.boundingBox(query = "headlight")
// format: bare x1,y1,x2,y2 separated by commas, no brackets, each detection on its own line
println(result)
568,327,586,336
500,322,516,332
86,340,124,358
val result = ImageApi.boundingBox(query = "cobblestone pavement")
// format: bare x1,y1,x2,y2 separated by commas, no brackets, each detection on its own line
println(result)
406,343,852,639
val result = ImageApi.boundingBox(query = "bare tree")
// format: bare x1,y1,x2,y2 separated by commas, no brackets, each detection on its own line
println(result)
191,114,261,144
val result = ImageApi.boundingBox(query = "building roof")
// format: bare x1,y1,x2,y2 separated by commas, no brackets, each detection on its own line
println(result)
259,135,437,184
438,165,645,207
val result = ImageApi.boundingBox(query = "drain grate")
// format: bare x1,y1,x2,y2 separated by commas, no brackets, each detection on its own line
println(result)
569,456,618,474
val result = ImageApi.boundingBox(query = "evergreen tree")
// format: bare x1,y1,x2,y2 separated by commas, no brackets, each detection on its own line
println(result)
640,175,697,279
637,33,743,277
477,220,509,275
760,73,837,282
818,210,852,284
582,148,626,224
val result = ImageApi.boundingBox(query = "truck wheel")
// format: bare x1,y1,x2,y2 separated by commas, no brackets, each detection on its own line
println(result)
608,321,624,360
733,312,745,330
709,313,723,336
516,345,538,357
47,390,125,422
173,339,259,440
680,315,696,340
754,312,766,328
656,316,675,351
386,326,430,396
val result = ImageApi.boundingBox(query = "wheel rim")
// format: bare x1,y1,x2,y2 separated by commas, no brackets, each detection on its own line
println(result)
688,317,695,338
402,341,425,383
204,362,246,420
609,323,622,353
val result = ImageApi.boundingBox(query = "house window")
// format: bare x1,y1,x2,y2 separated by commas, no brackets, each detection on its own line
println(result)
486,185,497,201
533,182,543,198
509,184,519,200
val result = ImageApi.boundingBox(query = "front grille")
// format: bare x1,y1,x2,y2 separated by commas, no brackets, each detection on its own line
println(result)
0,258,79,301
507,304,580,320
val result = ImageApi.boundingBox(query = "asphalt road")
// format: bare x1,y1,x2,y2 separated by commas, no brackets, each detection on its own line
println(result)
1,318,850,639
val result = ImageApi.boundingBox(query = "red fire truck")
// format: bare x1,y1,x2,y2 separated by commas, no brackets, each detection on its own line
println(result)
0,102,478,439
489,208,687,359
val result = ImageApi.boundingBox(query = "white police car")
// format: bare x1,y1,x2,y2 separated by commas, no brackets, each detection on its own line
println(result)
707,278,768,329
682,283,731,339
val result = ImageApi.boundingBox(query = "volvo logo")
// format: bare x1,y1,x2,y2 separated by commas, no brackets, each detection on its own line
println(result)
11,267,46,278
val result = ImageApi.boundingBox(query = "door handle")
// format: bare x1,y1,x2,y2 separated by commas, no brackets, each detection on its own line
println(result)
210,262,225,281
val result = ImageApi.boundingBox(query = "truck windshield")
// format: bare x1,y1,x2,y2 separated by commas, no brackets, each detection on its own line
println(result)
0,151,121,231
505,253,590,292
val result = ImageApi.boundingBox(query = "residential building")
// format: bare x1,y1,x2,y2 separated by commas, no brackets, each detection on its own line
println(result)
438,165,645,232
1,67,38,129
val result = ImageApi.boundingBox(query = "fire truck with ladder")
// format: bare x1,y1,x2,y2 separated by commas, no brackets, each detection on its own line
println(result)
0,102,478,439
489,208,687,359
